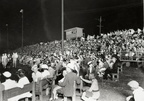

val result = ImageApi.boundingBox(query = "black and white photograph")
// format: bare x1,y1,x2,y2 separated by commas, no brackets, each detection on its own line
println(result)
0,0,143,101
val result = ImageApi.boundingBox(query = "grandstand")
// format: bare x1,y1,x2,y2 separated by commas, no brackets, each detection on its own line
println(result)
0,28,144,101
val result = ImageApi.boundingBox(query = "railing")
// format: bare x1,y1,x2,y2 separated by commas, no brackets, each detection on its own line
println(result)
120,51,144,62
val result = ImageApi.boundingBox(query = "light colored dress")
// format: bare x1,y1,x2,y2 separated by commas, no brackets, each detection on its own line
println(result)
82,79,100,101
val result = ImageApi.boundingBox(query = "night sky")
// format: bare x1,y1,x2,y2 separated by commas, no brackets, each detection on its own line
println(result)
0,0,143,53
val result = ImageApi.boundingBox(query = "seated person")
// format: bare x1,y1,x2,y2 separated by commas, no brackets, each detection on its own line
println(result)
50,70,67,100
126,80,144,101
39,68,50,79
56,64,80,100
80,73,100,101
2,71,19,101
31,64,42,82
16,69,32,100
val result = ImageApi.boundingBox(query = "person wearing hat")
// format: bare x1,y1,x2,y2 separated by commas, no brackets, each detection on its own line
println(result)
2,71,19,101
2,71,17,90
39,61,51,79
80,73,100,101
31,64,42,82
85,61,96,80
126,80,144,101
50,70,67,100
57,64,81,100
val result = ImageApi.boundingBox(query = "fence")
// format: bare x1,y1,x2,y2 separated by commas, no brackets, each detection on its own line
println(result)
120,51,144,62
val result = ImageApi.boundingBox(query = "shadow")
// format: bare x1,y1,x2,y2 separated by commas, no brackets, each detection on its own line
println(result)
140,66,144,74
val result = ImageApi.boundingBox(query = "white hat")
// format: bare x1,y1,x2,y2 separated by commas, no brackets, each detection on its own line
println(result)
31,65,38,71
127,80,139,89
3,71,11,78
40,64,48,69
67,63,74,70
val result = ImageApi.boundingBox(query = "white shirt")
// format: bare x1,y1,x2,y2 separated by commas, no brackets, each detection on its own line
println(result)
32,71,42,82
12,53,18,60
133,87,144,101
2,79,19,101
41,70,50,79
2,54,7,63
2,79,17,90
16,76,32,100
40,64,49,69
17,76,30,88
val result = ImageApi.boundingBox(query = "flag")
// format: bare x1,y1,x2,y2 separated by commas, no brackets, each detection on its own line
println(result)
20,9,23,13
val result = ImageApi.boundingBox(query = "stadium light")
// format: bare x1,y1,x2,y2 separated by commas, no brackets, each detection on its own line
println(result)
20,9,24,47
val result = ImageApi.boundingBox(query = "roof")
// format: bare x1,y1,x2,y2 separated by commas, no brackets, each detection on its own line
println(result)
65,27,84,32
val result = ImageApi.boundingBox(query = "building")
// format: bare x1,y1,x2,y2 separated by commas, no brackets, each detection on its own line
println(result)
65,27,84,40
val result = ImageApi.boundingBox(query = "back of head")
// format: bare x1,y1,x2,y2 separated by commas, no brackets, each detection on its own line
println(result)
17,69,25,78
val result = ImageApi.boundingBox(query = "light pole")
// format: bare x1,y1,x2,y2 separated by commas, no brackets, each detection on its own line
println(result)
20,9,24,47
61,0,64,54
6,24,9,51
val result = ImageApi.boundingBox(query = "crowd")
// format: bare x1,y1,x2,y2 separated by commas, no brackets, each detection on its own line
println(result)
0,28,144,101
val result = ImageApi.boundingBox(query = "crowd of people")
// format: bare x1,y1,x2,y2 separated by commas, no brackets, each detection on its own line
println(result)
0,28,144,101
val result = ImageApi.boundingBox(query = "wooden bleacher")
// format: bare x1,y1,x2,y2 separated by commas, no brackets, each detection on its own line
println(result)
0,78,51,101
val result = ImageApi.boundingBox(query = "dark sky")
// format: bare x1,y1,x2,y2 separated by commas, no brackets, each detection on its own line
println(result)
0,0,143,52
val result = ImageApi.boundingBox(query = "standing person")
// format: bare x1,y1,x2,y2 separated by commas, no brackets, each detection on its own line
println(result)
86,61,96,78
31,64,42,95
126,80,144,101
80,73,100,101
2,53,8,68
12,52,18,68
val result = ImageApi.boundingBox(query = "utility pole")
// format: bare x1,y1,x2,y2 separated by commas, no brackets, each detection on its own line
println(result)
6,24,9,51
97,16,103,35
61,0,64,54
0,29,1,44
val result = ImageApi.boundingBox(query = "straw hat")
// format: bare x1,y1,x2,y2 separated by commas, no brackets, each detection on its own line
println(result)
3,71,11,78
127,80,139,89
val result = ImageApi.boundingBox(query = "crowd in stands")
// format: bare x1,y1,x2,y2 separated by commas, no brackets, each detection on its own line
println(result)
0,28,144,101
